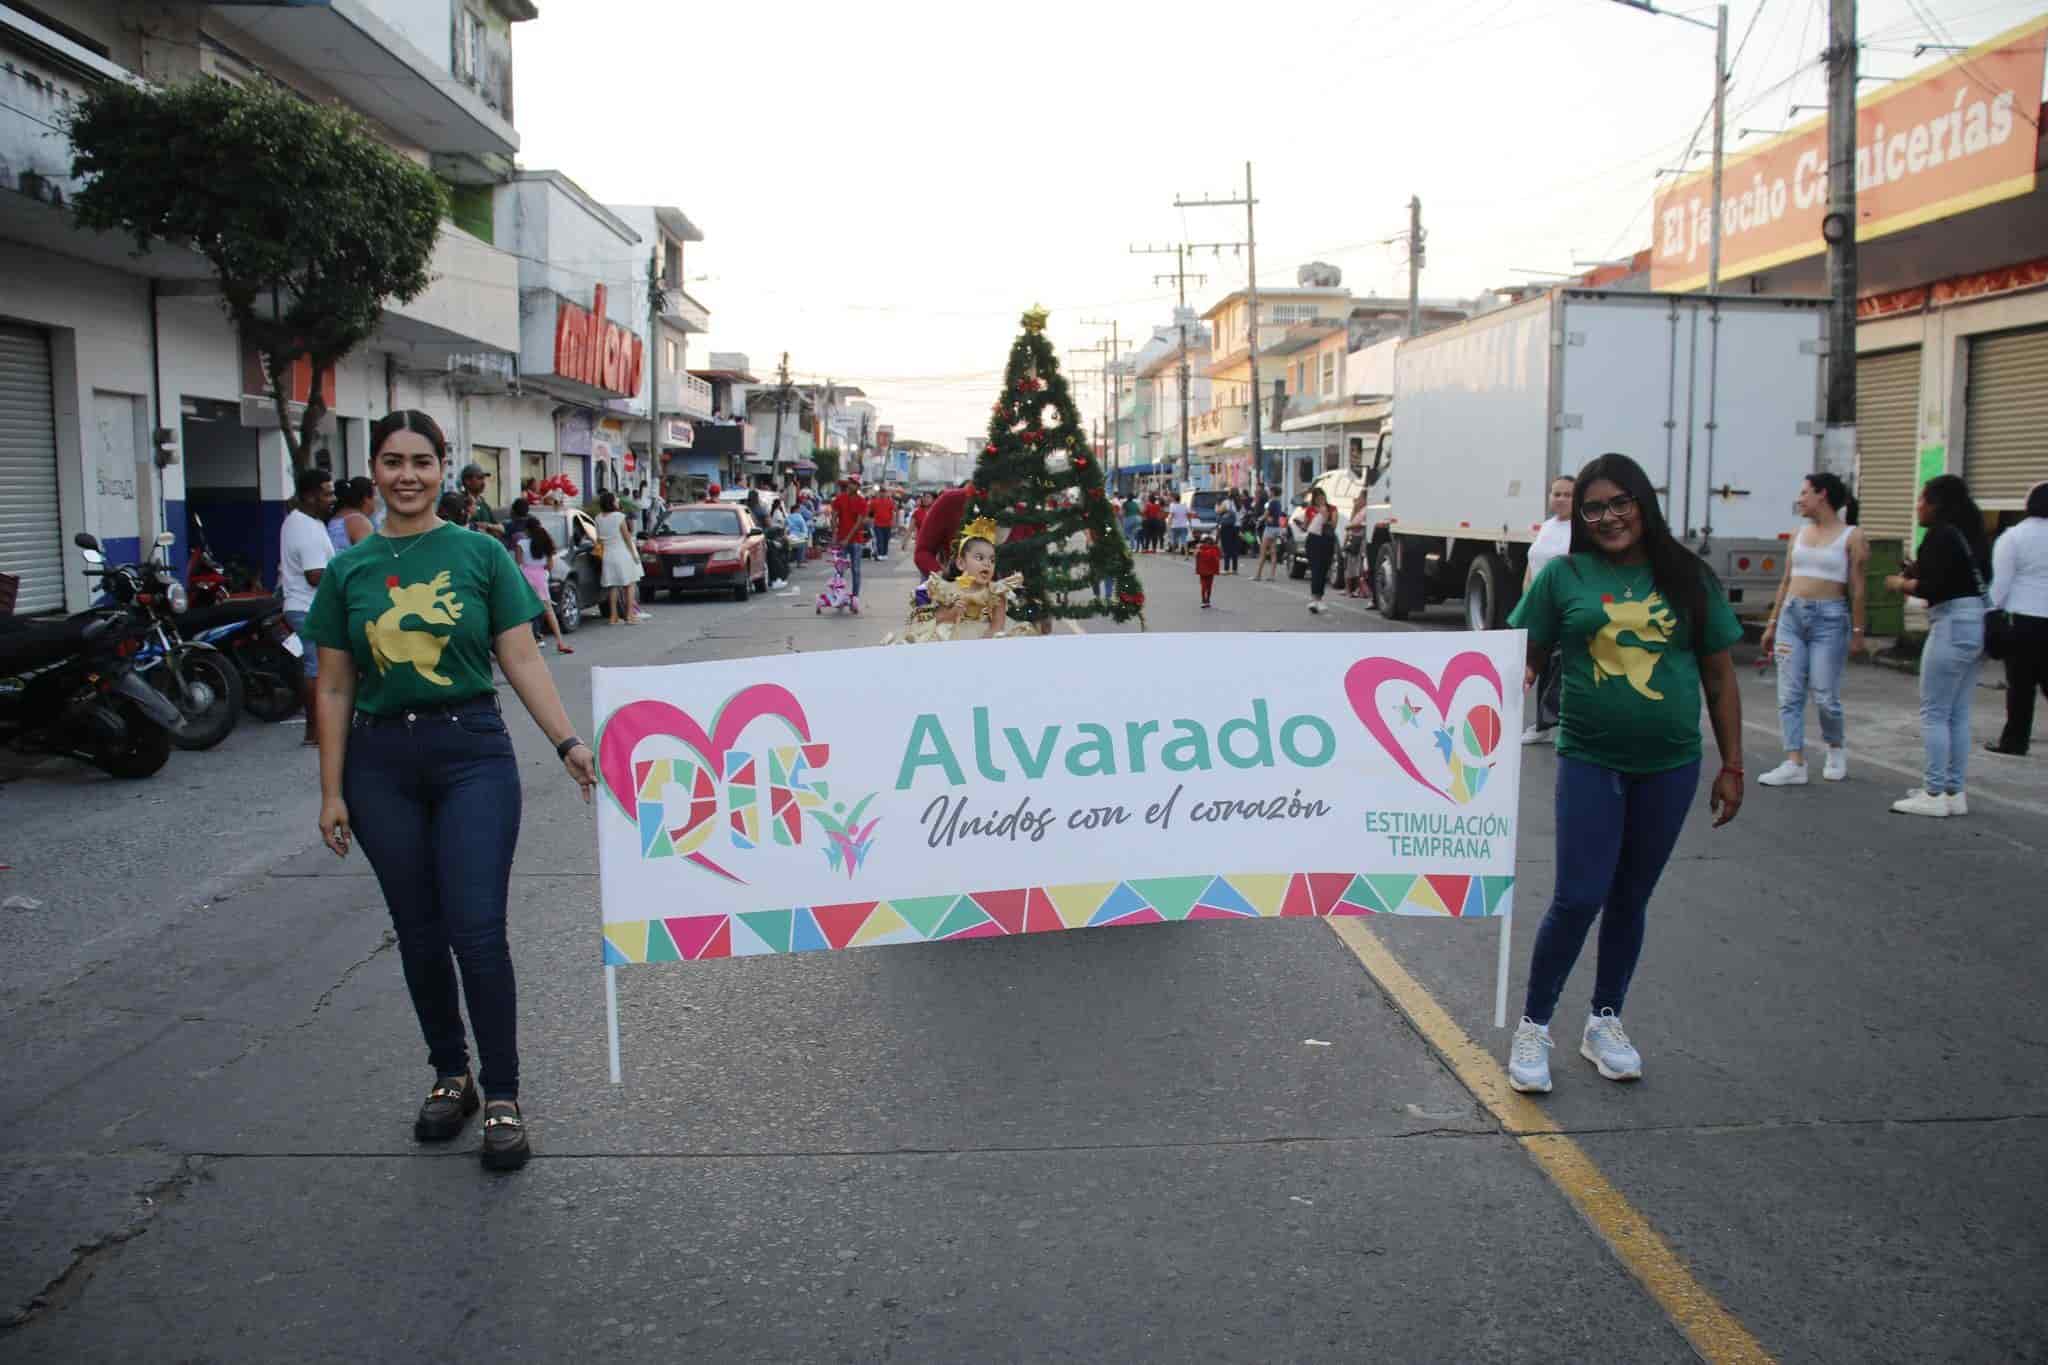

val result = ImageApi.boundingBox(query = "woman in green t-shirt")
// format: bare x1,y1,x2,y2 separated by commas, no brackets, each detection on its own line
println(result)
1503,453,1745,1096
304,410,598,1173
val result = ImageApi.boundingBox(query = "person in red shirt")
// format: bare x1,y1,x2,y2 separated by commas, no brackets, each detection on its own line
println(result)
829,478,871,603
869,488,898,561
1194,534,1222,607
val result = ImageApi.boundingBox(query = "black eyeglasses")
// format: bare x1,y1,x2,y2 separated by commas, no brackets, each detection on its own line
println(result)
1579,493,1638,523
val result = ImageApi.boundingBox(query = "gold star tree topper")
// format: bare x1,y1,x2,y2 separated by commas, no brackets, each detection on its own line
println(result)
1021,304,1050,333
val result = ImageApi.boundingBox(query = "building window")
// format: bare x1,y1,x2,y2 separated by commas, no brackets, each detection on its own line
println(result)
454,8,484,81
1321,351,1337,395
663,240,683,290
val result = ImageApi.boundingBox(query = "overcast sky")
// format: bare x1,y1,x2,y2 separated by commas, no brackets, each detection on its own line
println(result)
514,0,2045,449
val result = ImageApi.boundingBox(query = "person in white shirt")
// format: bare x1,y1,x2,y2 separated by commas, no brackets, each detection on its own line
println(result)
1167,495,1193,554
1987,480,2048,757
280,466,336,745
1521,476,1577,744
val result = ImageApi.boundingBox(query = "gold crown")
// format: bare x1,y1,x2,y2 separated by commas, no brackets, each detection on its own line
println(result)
957,515,1000,554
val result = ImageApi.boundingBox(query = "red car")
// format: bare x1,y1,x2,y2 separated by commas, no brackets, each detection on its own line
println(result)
639,502,769,602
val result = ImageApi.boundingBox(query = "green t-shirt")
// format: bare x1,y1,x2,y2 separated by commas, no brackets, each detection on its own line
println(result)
301,523,541,716
1509,552,1741,775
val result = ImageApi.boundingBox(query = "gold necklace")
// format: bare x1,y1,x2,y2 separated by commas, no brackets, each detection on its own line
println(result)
1602,555,1649,600
381,521,447,563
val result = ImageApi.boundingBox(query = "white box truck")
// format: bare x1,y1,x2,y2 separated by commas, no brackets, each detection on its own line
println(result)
1366,288,1828,627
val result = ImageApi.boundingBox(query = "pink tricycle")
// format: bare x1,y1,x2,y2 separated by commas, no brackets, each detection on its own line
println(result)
815,548,858,614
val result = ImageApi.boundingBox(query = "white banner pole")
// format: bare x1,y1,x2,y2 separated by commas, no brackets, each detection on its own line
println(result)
1494,900,1513,1030
605,964,622,1085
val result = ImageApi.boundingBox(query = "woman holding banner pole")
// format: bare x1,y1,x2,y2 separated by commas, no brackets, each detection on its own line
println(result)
1504,453,1744,1095
305,410,597,1172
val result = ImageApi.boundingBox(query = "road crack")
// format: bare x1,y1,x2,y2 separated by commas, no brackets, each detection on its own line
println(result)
0,1156,205,1332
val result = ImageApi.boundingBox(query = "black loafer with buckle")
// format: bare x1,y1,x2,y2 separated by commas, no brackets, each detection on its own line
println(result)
480,1100,530,1172
413,1074,479,1142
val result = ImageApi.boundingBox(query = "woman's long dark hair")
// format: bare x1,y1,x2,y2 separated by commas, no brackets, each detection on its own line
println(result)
525,517,556,561
1921,474,1987,563
1805,471,1858,525
1568,452,1713,650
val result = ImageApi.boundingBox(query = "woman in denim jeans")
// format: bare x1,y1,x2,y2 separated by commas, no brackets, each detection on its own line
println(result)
1503,454,1746,1095
306,411,598,1171
1758,473,1868,787
1887,475,1991,818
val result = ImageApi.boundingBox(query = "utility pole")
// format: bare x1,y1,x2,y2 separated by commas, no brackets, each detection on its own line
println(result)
1406,197,1425,337
1070,338,1112,478
1132,242,1207,487
1822,0,1859,481
1609,1,1729,291
647,250,664,500
1176,162,1263,494
1081,317,1121,481
770,351,791,486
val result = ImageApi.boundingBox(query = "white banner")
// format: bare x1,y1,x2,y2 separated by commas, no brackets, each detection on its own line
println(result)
592,631,1524,969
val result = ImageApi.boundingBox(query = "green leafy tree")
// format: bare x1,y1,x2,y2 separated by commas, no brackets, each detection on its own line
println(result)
66,79,447,473
812,446,842,486
968,307,1144,626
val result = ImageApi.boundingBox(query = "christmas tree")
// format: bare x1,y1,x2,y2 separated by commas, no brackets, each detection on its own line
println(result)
967,306,1145,627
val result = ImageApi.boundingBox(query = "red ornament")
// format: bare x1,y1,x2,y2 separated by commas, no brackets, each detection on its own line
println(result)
985,443,997,454
1013,502,1028,513
1074,455,1088,467
1017,376,1042,394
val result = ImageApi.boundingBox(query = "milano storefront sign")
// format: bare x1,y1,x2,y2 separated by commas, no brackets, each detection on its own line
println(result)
1652,14,2046,292
553,285,645,396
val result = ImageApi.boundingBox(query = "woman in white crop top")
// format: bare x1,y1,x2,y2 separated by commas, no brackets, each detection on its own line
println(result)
1758,473,1868,787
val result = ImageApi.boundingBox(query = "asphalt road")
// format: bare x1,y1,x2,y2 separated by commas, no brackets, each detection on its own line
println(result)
2,542,2042,1362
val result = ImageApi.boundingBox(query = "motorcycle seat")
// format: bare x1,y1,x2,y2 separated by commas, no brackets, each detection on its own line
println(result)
0,611,120,668
180,596,282,632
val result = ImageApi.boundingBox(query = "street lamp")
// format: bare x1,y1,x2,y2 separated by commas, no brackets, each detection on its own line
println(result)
1611,0,1728,292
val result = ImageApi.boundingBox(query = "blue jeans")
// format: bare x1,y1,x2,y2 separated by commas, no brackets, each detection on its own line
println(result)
1524,754,1700,1025
343,698,524,1099
874,525,892,558
1123,515,1140,544
1920,597,1985,794
1169,526,1189,552
1775,596,1848,753
838,542,862,597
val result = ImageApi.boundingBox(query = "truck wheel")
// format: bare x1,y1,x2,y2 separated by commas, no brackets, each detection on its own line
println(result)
1374,544,1409,621
555,581,581,633
1465,552,1511,631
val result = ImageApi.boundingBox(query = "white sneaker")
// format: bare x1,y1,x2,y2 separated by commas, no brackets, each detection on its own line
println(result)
770,579,788,590
1507,1018,1553,1094
1890,789,1949,818
1822,747,1848,781
1521,726,1551,746
1580,1009,1643,1081
1308,600,1324,614
1948,791,1968,817
1757,759,1809,787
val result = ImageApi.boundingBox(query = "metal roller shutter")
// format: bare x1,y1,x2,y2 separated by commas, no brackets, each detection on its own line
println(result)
1855,347,1921,539
0,325,64,615
1964,327,2048,507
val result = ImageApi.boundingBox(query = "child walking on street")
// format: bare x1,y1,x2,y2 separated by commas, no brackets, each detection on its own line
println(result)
1195,534,1221,608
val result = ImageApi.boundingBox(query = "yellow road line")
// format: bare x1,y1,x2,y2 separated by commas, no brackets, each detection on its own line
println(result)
1326,917,1775,1365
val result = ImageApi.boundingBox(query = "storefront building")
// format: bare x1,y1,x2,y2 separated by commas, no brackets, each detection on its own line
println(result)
1652,15,2048,537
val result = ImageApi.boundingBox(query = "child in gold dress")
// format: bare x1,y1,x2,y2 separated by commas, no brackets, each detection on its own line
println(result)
897,517,1038,643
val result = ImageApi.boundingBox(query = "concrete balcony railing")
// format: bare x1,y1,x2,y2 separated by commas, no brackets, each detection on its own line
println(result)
381,221,520,352
665,371,715,419
661,287,711,333
1189,404,1247,447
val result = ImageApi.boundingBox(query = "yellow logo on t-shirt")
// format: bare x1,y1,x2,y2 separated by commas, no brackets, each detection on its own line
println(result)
1590,593,1676,701
366,570,463,687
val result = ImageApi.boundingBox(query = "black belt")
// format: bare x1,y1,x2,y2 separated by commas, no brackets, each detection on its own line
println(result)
352,695,500,728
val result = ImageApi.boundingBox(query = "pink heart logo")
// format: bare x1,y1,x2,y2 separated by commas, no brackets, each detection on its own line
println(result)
598,684,813,881
1344,651,1506,803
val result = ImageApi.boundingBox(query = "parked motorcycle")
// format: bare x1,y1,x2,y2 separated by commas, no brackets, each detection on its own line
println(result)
80,532,244,750
180,595,304,722
0,544,182,779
